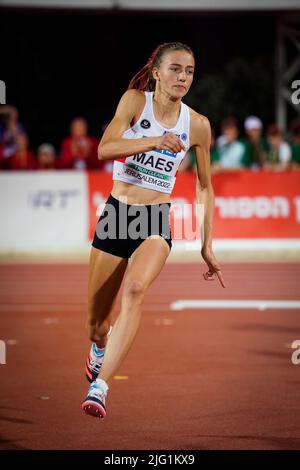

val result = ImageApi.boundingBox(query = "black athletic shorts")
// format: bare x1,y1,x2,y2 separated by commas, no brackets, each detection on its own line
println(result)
92,193,172,259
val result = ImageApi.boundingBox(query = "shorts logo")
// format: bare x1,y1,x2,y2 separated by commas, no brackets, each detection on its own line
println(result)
181,133,187,141
141,119,151,129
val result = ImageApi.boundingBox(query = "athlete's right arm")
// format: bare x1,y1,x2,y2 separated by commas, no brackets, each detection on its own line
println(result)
98,89,185,160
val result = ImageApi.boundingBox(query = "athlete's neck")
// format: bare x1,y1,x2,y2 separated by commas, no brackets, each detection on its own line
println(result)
152,90,181,124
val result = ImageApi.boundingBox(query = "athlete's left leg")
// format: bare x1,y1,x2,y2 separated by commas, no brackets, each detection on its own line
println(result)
98,236,171,386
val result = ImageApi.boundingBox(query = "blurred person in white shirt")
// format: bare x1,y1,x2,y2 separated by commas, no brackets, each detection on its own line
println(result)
243,116,268,170
213,116,247,173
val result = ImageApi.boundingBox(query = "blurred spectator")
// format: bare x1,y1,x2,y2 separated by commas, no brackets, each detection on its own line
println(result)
243,116,268,169
2,132,35,170
210,129,220,166
264,124,291,171
0,105,26,166
60,117,102,170
213,117,248,173
288,117,300,142
99,121,114,173
291,125,300,171
36,143,57,170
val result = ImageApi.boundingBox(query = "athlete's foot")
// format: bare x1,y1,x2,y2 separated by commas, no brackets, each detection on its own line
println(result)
82,378,109,419
85,326,113,383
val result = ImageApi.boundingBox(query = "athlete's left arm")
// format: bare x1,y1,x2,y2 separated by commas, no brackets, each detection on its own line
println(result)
191,113,226,288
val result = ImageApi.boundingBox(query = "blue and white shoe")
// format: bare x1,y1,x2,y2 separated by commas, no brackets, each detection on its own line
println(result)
85,326,112,383
82,378,109,419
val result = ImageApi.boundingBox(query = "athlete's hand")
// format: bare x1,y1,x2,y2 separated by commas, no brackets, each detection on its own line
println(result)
155,133,185,154
201,245,226,288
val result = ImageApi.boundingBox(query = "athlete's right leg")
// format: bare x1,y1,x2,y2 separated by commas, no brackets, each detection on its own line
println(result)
83,246,128,412
98,236,171,387
83,238,169,419
87,246,128,349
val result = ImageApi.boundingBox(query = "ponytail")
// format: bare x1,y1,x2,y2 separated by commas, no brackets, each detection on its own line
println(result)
127,63,155,92
127,42,194,92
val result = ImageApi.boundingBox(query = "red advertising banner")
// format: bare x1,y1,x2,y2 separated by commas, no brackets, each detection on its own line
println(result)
88,171,300,240
212,171,300,238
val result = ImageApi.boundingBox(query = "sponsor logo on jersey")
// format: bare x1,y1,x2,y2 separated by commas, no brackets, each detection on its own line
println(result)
127,162,173,180
141,119,151,129
181,133,187,141
154,149,177,158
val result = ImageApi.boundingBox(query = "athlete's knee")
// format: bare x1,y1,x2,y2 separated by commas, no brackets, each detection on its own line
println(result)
124,278,145,299
87,319,110,343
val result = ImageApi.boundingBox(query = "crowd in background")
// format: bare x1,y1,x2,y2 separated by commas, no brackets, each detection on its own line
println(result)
181,115,300,174
0,106,108,172
1,105,300,173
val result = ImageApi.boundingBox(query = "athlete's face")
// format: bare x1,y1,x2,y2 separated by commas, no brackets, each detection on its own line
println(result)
153,50,195,97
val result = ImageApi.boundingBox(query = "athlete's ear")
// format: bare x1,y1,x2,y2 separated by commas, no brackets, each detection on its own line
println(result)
152,67,160,81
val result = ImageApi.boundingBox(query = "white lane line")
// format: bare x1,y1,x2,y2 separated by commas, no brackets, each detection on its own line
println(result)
171,300,300,311
172,239,300,251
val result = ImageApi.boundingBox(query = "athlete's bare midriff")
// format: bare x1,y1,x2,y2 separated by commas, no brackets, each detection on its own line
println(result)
111,180,171,205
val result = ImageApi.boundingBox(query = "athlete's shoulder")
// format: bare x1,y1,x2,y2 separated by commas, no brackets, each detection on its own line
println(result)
188,106,210,129
188,106,211,146
119,88,146,105
116,89,146,117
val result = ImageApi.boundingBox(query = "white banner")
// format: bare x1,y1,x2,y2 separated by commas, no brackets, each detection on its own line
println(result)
0,171,88,251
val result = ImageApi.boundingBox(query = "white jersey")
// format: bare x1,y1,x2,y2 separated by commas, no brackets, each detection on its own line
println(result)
112,91,190,194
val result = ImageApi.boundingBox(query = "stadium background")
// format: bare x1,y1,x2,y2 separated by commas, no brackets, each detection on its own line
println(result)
1,7,276,149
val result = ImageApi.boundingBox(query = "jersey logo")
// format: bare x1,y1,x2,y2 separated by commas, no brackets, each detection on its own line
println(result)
181,133,187,141
154,149,177,158
141,119,151,129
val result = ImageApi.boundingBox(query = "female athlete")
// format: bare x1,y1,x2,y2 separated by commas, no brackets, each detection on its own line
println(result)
82,42,226,419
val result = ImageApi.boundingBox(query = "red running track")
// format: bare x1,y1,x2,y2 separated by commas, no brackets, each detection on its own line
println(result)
0,262,300,450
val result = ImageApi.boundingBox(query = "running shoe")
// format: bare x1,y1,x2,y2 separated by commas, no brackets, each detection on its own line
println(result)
82,378,108,419
85,326,112,383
